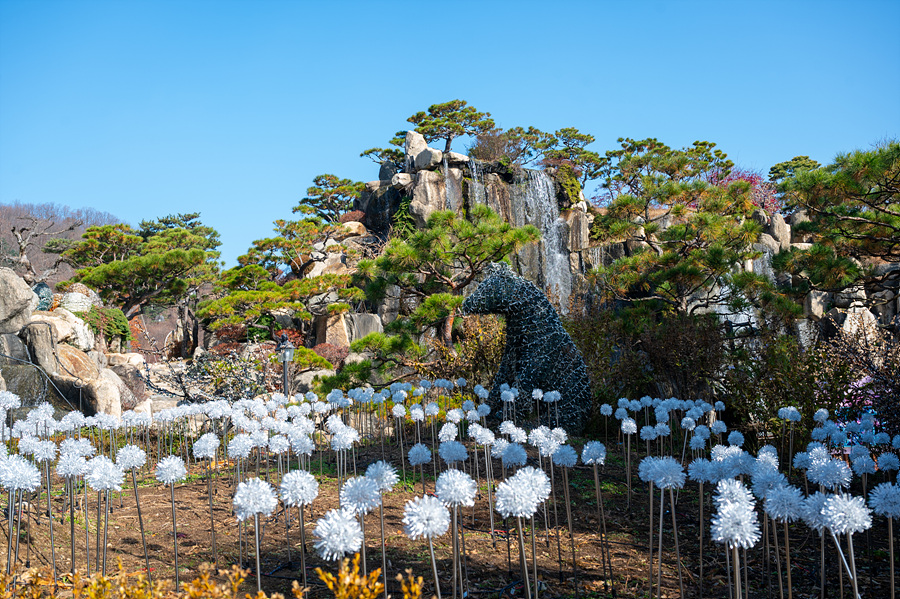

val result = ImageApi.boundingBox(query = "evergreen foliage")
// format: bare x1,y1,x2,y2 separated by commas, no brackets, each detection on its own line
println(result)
407,100,495,154
62,213,221,317
345,204,539,384
590,138,795,320
773,141,900,294
296,175,366,224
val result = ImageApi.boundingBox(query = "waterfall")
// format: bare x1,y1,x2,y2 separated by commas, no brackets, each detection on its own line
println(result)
514,170,573,314
442,156,463,212
469,160,485,206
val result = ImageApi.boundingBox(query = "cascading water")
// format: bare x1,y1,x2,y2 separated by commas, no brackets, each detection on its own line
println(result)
513,170,573,314
469,160,485,206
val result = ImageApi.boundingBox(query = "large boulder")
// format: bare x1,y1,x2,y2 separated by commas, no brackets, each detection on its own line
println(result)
414,147,443,171
0,334,28,366
766,213,791,252
344,313,383,343
843,305,879,344
106,356,150,404
100,367,137,411
293,368,336,394
835,285,866,308
391,173,415,189
19,321,57,373
59,284,102,313
29,312,75,344
335,221,368,240
0,268,36,334
315,314,350,348
28,308,95,351
404,131,428,170
409,170,446,228
790,210,813,243
803,290,831,320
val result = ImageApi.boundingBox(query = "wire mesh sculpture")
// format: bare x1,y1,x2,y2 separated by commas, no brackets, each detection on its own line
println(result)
461,262,592,433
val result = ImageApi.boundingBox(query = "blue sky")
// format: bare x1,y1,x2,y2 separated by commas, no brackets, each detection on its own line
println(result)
1,0,898,266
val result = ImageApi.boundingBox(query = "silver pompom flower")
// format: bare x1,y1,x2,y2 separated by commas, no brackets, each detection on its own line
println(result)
315,507,363,560
280,470,319,507
116,444,147,471
551,445,578,468
869,482,900,518
822,493,872,535
85,456,124,492
0,455,41,492
155,456,187,486
233,477,278,522
408,443,432,467
439,440,468,465
712,500,761,549
402,495,450,539
435,469,477,507
495,475,539,518
340,476,381,515
366,460,399,493
581,441,606,466
764,485,803,522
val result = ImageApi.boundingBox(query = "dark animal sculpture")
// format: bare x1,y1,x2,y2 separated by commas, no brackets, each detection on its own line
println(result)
461,262,592,433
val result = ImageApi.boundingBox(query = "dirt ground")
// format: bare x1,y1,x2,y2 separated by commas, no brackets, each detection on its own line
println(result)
5,436,897,599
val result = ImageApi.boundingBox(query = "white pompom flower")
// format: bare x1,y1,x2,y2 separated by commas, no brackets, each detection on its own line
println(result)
764,485,804,522
514,466,552,503
192,433,219,460
436,469,477,507
280,470,319,507
822,493,872,535
501,443,527,468
438,422,458,442
155,456,187,486
85,456,124,492
116,444,147,471
869,482,900,518
0,455,41,492
551,445,578,469
366,460,399,493
652,456,685,489
57,453,88,479
439,440,468,465
233,477,278,522
581,441,606,466
340,476,381,515
315,507,363,560
408,443,432,467
33,440,57,463
495,476,539,519
403,495,450,539
712,500,761,549
877,453,900,473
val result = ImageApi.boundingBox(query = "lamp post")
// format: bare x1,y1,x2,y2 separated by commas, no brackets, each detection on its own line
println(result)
276,334,295,397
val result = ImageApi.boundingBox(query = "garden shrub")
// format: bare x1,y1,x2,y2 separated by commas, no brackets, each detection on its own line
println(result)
77,305,134,342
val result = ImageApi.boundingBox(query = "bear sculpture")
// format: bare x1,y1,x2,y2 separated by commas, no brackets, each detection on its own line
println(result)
461,262,592,433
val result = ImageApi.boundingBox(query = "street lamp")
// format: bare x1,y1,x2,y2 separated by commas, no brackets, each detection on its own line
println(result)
276,333,295,397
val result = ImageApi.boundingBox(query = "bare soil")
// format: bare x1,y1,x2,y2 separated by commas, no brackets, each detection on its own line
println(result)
7,436,896,599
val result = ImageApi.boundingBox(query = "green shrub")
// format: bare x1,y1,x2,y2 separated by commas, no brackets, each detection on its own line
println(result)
77,305,133,342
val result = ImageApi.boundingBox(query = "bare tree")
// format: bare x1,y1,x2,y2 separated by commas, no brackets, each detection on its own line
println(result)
9,216,81,285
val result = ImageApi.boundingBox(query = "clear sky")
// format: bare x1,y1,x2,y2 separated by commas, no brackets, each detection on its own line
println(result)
1,0,898,266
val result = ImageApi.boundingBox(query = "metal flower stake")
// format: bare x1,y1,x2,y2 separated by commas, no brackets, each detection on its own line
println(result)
155,455,187,587
435,469,477,599
192,432,220,568
403,494,450,599
233,477,279,593
365,460,398,599
117,444,151,581
279,469,319,590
